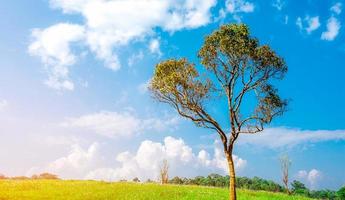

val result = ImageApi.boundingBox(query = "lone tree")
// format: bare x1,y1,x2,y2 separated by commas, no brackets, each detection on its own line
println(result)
159,159,169,184
280,154,291,194
150,24,287,200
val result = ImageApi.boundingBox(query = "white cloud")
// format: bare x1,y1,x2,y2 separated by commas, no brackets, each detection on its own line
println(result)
86,136,246,181
321,17,341,41
238,127,345,149
28,23,85,91
149,39,162,56
30,0,217,91
27,143,101,179
62,111,180,138
272,0,285,11
296,169,322,189
226,0,254,13
296,16,320,34
306,17,320,33
0,99,8,111
217,0,254,22
331,2,342,15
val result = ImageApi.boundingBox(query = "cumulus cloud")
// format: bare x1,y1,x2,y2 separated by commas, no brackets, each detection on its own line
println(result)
28,136,246,181
296,169,322,189
238,127,345,149
321,3,342,41
28,23,85,91
321,17,341,41
29,0,217,90
86,136,246,181
62,111,180,138
27,143,101,179
0,99,8,111
296,16,320,34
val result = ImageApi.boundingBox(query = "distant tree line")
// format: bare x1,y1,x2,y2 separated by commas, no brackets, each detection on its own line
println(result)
0,173,59,180
290,180,345,200
166,174,345,200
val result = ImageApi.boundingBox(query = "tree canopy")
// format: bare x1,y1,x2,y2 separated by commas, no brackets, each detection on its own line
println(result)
150,23,288,200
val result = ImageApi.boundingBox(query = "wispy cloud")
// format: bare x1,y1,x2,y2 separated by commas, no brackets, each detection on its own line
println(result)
62,111,180,138
296,16,320,34
238,127,345,149
272,0,285,11
217,0,255,22
331,2,342,15
127,51,144,67
149,39,162,57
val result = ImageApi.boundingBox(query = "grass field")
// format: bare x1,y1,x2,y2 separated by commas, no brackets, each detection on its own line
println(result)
0,180,312,200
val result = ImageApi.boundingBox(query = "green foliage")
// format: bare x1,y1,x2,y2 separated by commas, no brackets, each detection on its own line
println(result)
198,23,287,127
150,23,288,140
0,180,313,200
337,186,345,200
169,174,283,193
291,180,309,195
290,180,345,200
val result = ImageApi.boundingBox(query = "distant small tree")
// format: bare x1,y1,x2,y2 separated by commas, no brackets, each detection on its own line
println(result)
150,23,288,200
159,159,169,184
170,176,183,184
280,155,291,194
36,173,59,180
132,177,140,183
290,180,311,197
0,174,7,179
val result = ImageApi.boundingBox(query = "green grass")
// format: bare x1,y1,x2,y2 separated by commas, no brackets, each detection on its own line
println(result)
0,180,312,200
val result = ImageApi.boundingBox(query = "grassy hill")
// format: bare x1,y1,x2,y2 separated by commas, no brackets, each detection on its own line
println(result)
0,180,312,200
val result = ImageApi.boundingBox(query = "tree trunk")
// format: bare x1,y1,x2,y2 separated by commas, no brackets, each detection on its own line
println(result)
226,152,237,200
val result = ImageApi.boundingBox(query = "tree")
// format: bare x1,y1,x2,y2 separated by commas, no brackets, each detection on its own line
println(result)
337,186,345,200
169,176,183,184
150,23,287,200
159,159,169,184
132,177,140,182
36,173,59,180
291,180,309,196
280,155,291,194
0,174,7,179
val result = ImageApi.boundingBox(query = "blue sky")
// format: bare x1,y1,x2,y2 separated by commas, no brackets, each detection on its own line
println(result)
0,0,344,190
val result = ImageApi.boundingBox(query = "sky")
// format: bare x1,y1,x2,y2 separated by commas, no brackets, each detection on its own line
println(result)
0,0,344,190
